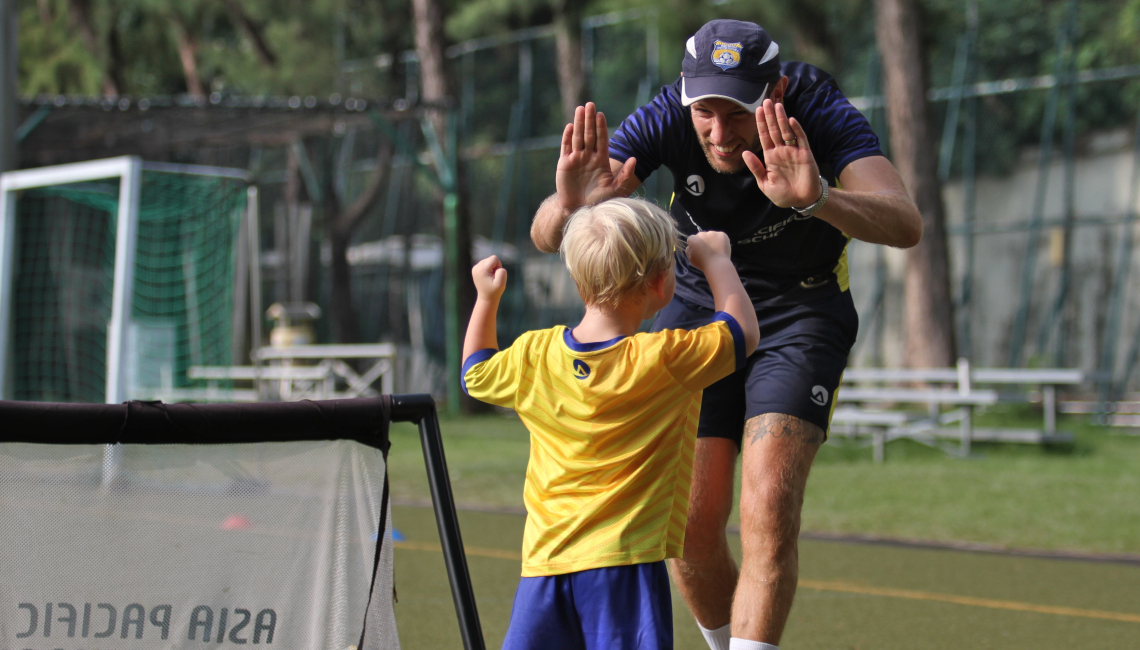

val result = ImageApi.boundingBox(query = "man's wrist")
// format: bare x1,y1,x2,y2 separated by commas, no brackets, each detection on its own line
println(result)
557,200,580,217
792,176,829,216
557,192,589,217
559,185,624,215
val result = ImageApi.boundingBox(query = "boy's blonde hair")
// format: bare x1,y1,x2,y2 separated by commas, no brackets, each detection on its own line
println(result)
560,198,683,308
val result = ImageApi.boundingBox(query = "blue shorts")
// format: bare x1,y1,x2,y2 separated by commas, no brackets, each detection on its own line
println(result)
652,291,858,445
501,561,673,650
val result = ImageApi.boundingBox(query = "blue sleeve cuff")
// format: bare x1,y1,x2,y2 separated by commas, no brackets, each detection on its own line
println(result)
712,312,746,371
460,348,497,395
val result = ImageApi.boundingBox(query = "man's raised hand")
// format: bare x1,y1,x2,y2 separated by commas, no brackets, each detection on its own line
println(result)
555,102,638,213
742,99,822,210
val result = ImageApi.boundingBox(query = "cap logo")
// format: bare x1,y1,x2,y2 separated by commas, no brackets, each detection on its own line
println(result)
711,40,742,71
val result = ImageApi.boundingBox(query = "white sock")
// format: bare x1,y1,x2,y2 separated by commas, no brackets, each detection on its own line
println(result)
697,622,731,650
729,639,779,650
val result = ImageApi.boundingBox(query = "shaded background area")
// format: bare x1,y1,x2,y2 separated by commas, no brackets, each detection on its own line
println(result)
8,0,1140,405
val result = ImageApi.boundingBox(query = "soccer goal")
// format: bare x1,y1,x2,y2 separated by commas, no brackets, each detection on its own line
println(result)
0,156,258,405
0,394,484,650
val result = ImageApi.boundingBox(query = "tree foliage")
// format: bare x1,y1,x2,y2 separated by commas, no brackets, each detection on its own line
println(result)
16,0,1140,165
18,0,411,97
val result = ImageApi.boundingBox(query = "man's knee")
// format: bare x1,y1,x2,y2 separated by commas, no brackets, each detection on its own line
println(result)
744,471,807,521
739,479,804,555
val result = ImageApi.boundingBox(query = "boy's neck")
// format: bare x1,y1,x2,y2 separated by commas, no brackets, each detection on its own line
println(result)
571,302,648,344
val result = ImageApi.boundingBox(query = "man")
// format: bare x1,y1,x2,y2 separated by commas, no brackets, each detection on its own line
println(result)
531,19,922,650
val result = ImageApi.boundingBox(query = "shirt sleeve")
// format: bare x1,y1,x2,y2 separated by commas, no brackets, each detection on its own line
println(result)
461,342,526,409
660,312,746,393
609,81,690,182
795,81,884,178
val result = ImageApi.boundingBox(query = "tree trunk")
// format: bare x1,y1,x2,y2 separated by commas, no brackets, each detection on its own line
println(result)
553,0,587,122
67,0,120,95
325,139,395,344
411,0,480,412
328,227,358,344
411,0,448,122
222,0,277,67
875,0,956,368
106,24,126,96
170,17,205,99
279,145,300,303
0,1,16,174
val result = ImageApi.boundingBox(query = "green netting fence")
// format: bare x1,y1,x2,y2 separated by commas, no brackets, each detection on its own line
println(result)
12,170,247,403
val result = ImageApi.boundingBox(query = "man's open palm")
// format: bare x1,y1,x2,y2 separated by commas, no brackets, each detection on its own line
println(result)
742,99,821,209
556,102,638,212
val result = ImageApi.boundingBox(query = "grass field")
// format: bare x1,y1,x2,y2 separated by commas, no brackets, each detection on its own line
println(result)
389,505,1140,650
387,408,1140,648
387,406,1140,555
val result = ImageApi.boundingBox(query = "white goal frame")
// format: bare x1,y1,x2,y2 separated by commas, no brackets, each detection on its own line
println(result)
0,156,252,404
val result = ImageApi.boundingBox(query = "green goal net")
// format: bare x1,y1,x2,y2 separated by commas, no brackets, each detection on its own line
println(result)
3,161,249,403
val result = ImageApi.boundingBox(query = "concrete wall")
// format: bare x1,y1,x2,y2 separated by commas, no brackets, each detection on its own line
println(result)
847,127,1140,390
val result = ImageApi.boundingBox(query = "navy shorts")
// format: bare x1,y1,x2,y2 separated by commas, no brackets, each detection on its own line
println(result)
501,561,673,650
652,291,858,446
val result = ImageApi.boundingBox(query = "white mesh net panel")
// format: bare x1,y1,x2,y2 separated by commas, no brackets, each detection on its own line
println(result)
0,400,400,650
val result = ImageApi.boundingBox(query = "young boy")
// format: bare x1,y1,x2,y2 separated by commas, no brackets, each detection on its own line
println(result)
461,198,760,649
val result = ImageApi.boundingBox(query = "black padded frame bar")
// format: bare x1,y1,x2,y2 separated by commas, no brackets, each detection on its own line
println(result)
0,397,391,449
0,394,485,650
390,393,486,650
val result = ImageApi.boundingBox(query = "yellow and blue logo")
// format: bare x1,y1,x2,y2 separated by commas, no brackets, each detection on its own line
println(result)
711,40,743,71
572,359,591,380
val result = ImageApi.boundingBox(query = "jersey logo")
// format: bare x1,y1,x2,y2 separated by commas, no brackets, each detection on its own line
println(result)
810,385,829,406
711,40,742,71
685,175,705,196
573,359,591,380
800,276,831,289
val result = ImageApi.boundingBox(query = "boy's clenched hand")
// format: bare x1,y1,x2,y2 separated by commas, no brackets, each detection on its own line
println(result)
472,255,508,301
685,231,732,272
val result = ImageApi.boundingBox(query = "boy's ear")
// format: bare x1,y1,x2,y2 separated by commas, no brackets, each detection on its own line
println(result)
648,271,668,300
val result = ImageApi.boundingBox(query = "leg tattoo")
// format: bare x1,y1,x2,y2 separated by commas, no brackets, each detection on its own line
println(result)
745,413,826,448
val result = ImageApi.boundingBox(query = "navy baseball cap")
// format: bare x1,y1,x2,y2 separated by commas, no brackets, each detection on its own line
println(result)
681,20,782,112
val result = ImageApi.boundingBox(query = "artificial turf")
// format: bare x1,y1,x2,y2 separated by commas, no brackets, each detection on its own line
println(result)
389,504,1140,649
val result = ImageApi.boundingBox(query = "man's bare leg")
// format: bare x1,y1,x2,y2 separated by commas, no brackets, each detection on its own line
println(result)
731,413,823,644
669,437,739,630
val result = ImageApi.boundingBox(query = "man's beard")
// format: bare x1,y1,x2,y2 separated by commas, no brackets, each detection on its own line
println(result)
697,135,759,175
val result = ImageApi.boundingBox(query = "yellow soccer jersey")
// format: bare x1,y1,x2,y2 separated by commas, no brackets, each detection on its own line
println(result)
461,313,745,576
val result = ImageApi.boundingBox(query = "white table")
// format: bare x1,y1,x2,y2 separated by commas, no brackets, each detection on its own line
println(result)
187,343,397,402
253,343,397,399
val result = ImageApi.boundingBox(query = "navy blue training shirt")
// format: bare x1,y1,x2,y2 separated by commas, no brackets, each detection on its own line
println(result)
609,62,883,309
